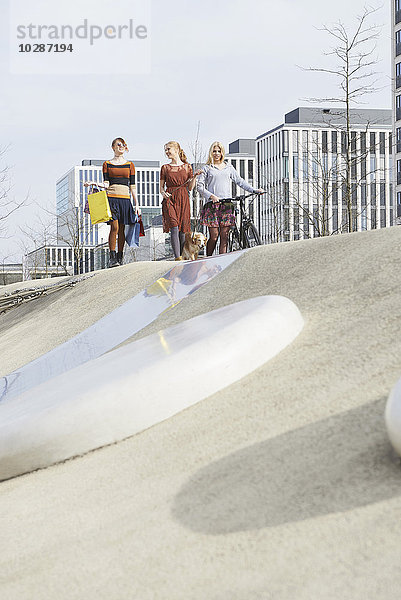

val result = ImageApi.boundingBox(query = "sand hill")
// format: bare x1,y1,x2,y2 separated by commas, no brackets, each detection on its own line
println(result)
1,226,401,599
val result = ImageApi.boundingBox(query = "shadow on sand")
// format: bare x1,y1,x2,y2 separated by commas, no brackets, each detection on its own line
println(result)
172,398,401,534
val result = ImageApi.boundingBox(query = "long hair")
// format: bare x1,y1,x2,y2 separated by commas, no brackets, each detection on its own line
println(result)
207,141,225,165
165,141,188,163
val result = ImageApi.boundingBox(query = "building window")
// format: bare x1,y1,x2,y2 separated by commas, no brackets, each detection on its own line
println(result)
380,182,385,207
303,153,309,180
248,160,254,181
397,62,401,89
283,130,289,153
283,156,289,179
397,95,401,121
370,132,376,153
351,158,357,181
293,155,299,180
361,183,367,206
370,155,376,180
397,29,401,56
397,0,401,24
292,130,299,151
351,132,357,153
379,132,385,155
331,131,337,154
322,131,328,153
341,132,347,154
371,183,377,206
360,132,366,155
397,192,401,217
361,158,366,180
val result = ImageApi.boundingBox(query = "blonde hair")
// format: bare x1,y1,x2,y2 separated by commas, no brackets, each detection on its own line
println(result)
164,141,188,164
207,141,225,165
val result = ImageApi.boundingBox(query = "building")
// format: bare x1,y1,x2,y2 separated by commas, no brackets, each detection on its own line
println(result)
256,107,394,243
0,263,23,285
56,158,161,252
393,0,401,222
23,244,96,279
226,138,258,230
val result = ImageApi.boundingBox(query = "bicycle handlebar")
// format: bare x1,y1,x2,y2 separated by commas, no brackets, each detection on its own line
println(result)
218,192,263,203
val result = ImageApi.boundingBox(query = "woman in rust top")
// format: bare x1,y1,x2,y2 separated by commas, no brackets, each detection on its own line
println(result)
86,137,139,267
102,137,139,267
160,141,199,259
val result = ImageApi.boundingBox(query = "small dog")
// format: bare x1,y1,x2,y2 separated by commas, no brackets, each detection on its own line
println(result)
176,232,207,261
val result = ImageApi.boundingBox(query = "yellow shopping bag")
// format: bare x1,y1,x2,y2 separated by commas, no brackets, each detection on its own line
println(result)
87,190,112,224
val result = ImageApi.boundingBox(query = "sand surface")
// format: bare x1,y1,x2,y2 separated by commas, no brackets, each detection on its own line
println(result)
1,227,401,599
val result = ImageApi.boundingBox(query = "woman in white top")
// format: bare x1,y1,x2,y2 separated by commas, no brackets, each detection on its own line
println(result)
197,141,263,256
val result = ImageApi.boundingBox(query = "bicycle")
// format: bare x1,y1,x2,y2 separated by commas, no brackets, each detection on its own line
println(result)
218,193,263,251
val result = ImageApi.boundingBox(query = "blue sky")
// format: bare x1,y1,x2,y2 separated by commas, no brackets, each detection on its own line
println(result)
0,0,392,260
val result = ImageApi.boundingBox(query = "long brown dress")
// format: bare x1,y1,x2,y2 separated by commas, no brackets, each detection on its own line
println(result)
161,163,192,233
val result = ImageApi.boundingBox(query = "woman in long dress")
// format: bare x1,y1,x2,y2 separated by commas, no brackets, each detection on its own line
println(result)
160,141,199,259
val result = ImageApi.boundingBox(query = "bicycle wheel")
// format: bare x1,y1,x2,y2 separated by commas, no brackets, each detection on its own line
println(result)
228,226,242,252
243,222,262,248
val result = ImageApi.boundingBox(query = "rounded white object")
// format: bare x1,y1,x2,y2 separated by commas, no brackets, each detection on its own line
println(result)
0,295,304,480
385,378,401,455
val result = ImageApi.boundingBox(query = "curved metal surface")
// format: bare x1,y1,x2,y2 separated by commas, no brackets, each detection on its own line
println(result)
0,252,243,404
0,295,304,480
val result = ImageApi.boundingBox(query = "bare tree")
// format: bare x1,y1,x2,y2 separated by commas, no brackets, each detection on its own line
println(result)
0,147,30,238
258,172,287,243
290,127,380,238
19,209,58,279
302,6,381,233
188,121,206,230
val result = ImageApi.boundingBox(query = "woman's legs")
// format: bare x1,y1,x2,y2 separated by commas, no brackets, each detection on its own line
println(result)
206,226,219,256
116,222,126,264
109,220,118,250
108,220,120,267
179,231,185,254
219,225,230,254
117,223,126,252
170,226,181,258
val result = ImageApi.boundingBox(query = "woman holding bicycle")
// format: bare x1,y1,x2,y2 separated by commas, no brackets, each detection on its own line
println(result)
197,141,264,256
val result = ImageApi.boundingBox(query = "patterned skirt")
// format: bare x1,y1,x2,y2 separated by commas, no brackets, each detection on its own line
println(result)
200,201,235,227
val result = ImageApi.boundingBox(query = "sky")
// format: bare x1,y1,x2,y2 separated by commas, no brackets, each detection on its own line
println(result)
0,0,392,261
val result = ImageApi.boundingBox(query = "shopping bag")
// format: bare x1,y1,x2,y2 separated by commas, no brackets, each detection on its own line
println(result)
84,185,100,214
125,222,140,248
139,215,145,237
88,190,112,224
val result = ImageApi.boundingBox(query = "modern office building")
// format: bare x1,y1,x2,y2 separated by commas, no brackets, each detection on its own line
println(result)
393,0,401,222
56,158,161,251
256,107,393,243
